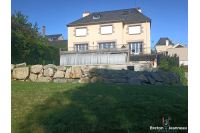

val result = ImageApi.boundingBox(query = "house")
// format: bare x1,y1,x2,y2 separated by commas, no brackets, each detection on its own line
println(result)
41,26,68,49
66,8,151,55
155,37,188,66
42,26,64,41
171,43,187,48
155,37,174,53
167,44,188,66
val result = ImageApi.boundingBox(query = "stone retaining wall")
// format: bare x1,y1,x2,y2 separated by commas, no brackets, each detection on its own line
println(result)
11,63,183,86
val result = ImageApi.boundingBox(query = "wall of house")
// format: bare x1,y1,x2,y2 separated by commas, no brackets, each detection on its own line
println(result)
123,22,151,54
155,45,173,52
68,21,151,54
68,22,123,51
58,36,64,40
167,47,188,66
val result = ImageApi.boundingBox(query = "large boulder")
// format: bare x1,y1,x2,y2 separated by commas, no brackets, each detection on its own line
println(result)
30,65,43,74
53,78,69,83
91,76,99,83
38,69,44,78
36,77,53,82
11,64,15,71
13,67,29,80
78,77,90,83
139,74,149,83
128,78,141,85
155,82,163,86
65,66,82,78
15,62,26,68
146,76,156,85
82,69,91,77
98,76,103,82
117,78,126,83
156,69,167,79
128,71,138,78
150,72,163,82
29,73,38,82
163,78,171,85
44,68,54,77
107,78,118,83
43,64,56,70
55,66,66,71
173,73,180,82
65,68,71,78
53,70,65,78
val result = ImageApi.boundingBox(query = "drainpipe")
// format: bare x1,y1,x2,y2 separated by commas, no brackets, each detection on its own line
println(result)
146,21,147,54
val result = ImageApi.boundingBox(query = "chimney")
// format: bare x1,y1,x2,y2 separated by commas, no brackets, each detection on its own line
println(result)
42,26,45,37
172,40,174,44
136,7,142,13
83,11,90,17
166,40,169,46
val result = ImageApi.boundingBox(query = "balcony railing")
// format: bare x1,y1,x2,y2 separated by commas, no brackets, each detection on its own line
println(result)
60,44,154,56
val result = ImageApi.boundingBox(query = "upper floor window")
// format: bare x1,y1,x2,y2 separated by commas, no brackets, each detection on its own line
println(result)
129,25,141,34
101,25,112,35
76,28,87,36
122,10,130,15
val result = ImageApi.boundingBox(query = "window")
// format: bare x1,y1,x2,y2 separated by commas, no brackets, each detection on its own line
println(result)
75,44,88,51
76,28,87,36
101,25,112,34
128,42,143,54
123,10,130,15
93,14,101,19
129,25,141,34
98,42,115,49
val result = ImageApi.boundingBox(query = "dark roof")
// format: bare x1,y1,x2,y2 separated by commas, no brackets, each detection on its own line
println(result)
156,37,174,46
48,40,68,45
67,8,151,26
175,45,184,48
45,34,62,39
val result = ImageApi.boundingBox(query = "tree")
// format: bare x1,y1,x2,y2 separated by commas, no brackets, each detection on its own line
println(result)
11,11,59,65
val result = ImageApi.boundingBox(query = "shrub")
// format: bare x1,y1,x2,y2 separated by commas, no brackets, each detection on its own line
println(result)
159,55,188,86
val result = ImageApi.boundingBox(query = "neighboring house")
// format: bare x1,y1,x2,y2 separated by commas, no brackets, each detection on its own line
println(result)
155,37,174,53
42,26,67,48
155,37,188,66
66,8,151,55
42,26,64,41
45,34,64,41
167,44,188,66
171,43,187,48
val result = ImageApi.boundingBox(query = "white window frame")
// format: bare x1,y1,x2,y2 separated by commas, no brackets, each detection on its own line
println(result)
101,25,112,35
129,25,141,34
129,42,143,55
76,28,87,37
75,44,88,51
98,42,115,49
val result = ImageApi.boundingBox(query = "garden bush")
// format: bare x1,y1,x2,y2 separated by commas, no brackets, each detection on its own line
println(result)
159,54,188,86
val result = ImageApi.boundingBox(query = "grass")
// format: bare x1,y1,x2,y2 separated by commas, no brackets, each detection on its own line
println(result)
11,81,188,133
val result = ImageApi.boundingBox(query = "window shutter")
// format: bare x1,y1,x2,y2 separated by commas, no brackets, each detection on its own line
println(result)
101,25,112,34
129,26,141,34
76,28,87,36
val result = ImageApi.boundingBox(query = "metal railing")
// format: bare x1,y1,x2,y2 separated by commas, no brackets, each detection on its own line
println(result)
60,44,155,56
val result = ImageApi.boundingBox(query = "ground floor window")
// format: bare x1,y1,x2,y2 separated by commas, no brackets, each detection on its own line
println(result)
75,44,88,51
98,42,115,49
128,42,143,54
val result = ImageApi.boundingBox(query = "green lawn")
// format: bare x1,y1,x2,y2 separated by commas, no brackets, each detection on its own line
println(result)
11,81,188,133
